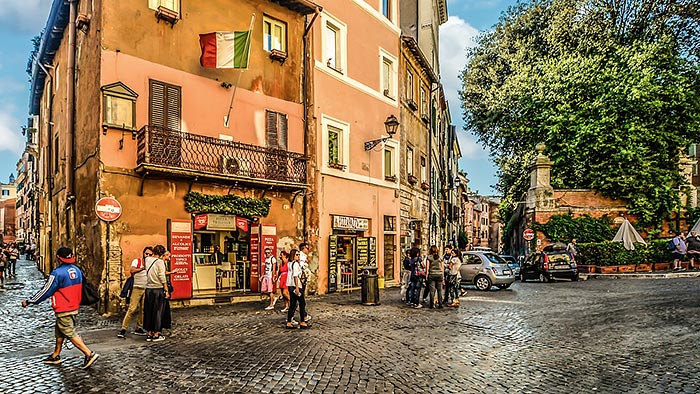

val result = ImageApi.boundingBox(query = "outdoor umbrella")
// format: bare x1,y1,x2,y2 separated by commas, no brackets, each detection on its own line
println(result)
691,217,700,234
612,219,646,251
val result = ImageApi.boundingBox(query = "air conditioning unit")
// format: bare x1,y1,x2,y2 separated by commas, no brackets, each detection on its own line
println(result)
220,156,250,176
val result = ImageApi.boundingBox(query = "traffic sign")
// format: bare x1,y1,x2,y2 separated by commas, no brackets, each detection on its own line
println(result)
95,197,122,222
523,228,535,241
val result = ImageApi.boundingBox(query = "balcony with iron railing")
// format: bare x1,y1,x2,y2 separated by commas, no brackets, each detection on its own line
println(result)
135,125,308,189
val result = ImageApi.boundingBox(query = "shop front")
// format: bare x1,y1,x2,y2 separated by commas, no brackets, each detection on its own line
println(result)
327,215,376,293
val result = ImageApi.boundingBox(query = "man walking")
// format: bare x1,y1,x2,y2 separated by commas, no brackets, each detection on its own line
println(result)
298,242,312,321
8,243,19,278
671,231,687,271
22,247,99,369
566,239,578,258
117,246,153,338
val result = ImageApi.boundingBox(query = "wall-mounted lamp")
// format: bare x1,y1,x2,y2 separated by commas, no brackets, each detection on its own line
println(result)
220,81,233,89
364,114,399,151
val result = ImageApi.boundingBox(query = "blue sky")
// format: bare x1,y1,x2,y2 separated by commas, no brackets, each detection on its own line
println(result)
0,0,517,194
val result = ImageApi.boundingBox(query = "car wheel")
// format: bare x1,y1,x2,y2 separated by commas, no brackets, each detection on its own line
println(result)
474,275,492,291
572,275,579,282
520,274,526,282
497,283,511,289
539,273,548,283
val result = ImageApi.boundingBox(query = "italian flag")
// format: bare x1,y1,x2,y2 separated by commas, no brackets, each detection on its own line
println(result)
199,31,251,69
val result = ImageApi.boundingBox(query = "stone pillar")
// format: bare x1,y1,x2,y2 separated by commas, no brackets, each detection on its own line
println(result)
526,143,555,210
680,155,698,208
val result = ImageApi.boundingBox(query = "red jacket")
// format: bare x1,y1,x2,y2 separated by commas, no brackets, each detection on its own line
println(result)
27,263,83,313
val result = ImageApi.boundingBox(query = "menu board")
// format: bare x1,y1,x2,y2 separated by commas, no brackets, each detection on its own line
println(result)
167,219,193,300
250,225,260,292
356,237,369,283
328,235,338,293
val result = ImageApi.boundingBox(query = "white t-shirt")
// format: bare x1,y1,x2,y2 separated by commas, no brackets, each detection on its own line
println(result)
286,260,302,288
131,258,148,288
264,256,276,278
299,250,308,270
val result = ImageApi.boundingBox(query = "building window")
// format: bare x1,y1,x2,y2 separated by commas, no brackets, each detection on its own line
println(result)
263,16,286,52
384,146,395,180
1,190,8,196
384,215,396,232
406,71,414,101
328,126,341,167
382,0,392,20
149,80,181,131
420,86,429,121
265,110,288,149
420,156,427,182
101,82,138,130
323,16,346,73
407,147,414,176
54,135,59,174
148,0,179,13
380,52,397,99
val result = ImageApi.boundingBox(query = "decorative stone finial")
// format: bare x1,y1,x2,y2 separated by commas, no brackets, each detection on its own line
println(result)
535,143,546,153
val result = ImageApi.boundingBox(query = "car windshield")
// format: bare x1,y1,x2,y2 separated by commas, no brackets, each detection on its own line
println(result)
483,253,507,264
548,253,572,263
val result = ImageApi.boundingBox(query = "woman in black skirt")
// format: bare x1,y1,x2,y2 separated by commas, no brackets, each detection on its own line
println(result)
143,244,169,342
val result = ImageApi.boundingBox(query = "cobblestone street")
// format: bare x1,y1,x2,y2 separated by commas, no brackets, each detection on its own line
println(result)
2,259,700,393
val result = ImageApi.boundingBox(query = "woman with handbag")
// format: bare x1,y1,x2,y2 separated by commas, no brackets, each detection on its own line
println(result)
408,248,425,308
117,246,153,339
143,245,169,342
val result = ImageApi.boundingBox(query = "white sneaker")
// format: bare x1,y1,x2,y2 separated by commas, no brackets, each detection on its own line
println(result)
265,306,274,310
304,314,312,322
151,335,165,342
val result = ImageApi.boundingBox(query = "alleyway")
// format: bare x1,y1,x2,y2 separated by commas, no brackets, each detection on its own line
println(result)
2,259,700,393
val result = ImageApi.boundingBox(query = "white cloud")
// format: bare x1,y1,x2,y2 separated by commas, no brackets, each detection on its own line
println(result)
0,0,53,34
0,107,25,156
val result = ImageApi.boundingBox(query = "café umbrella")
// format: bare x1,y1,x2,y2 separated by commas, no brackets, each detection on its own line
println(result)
612,219,646,251
691,217,700,234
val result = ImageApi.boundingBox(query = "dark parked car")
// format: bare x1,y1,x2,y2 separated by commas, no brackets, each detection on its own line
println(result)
500,255,520,276
520,243,578,282
461,251,516,291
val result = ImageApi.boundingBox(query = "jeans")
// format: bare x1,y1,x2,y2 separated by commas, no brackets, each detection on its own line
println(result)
408,277,422,305
445,274,460,304
428,275,444,308
8,260,16,276
400,270,412,300
121,286,145,330
287,286,306,323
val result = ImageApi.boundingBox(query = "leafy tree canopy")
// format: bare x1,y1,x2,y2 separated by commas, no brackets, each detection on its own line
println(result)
460,0,700,228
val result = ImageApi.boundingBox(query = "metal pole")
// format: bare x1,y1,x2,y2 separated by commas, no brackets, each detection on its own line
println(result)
224,14,256,127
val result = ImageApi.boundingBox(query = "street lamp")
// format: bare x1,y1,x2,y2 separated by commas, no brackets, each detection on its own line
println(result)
364,115,399,151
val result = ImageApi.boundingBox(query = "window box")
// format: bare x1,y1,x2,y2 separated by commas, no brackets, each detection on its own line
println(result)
420,181,430,191
385,175,397,183
328,162,346,170
155,5,178,26
421,113,430,123
407,174,418,185
269,49,288,64
406,98,418,111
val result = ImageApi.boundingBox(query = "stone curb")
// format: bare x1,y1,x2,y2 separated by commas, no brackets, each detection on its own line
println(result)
581,271,700,280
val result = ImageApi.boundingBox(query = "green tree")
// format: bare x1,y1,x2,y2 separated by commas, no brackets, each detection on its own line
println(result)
460,0,700,229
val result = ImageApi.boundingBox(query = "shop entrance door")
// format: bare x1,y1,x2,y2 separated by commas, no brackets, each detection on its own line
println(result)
383,234,395,281
336,235,357,287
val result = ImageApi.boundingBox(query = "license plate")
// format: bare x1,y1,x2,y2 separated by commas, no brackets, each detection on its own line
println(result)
503,269,512,275
556,265,570,269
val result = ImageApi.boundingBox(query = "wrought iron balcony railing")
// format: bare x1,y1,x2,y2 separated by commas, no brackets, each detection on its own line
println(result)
136,125,307,186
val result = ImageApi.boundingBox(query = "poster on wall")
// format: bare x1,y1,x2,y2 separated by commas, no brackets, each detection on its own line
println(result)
356,237,369,284
250,225,260,293
167,219,193,300
328,235,338,293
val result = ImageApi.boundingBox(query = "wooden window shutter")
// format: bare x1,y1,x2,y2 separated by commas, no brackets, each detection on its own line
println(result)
279,113,288,150
166,85,181,131
150,81,166,128
150,80,181,131
265,110,288,149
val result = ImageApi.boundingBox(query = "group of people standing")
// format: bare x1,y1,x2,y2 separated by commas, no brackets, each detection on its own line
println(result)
401,244,463,309
118,245,173,342
1,242,20,288
671,230,700,271
259,243,313,329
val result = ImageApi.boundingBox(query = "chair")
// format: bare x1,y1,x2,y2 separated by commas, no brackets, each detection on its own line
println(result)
220,261,234,291
341,271,353,293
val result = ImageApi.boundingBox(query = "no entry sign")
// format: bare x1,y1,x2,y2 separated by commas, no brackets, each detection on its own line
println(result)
95,197,122,222
523,228,535,241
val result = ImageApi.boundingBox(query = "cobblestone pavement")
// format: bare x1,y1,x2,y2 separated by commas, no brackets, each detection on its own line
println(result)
2,259,700,393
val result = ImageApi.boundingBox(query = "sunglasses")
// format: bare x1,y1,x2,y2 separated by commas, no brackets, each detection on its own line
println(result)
145,252,153,256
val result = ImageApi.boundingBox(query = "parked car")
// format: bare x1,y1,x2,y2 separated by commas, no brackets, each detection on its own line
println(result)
460,251,516,291
520,243,578,283
500,255,520,276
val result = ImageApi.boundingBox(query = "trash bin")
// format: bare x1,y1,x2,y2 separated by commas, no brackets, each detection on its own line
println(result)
361,266,380,305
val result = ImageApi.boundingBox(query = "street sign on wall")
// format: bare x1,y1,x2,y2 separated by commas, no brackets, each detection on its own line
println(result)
523,228,535,241
95,197,122,222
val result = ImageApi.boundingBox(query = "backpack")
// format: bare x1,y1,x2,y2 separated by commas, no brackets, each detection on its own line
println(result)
668,239,677,251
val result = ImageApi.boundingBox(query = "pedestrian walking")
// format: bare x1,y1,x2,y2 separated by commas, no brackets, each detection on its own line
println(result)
285,249,309,329
671,232,687,271
0,247,6,289
400,248,412,302
686,231,700,269
262,247,279,310
408,249,426,308
425,245,444,309
162,250,174,333
567,239,578,258
278,251,290,312
442,245,453,305
7,243,19,278
21,247,99,369
446,249,462,307
117,246,153,338
143,244,169,342
298,242,312,321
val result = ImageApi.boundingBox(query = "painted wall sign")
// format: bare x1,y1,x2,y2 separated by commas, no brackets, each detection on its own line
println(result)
167,219,193,300
332,215,369,231
206,214,237,230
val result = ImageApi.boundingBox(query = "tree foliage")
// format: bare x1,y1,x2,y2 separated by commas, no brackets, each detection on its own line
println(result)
460,0,700,228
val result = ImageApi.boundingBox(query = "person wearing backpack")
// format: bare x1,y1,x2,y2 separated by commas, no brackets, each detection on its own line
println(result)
670,231,687,271
117,246,153,339
21,247,99,369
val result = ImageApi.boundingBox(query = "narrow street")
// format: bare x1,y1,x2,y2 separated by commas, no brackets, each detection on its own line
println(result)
2,259,700,393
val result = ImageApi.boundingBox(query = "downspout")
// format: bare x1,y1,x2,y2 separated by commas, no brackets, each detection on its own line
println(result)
36,60,54,271
427,83,440,246
66,0,77,227
302,7,321,241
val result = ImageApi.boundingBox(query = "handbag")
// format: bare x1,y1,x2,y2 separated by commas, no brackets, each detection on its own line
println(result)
80,271,100,306
119,276,134,299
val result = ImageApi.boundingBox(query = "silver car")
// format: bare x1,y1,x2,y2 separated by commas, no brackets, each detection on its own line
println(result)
460,251,516,291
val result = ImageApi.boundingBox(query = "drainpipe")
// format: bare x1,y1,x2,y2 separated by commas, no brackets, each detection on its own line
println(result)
66,0,77,216
302,7,321,241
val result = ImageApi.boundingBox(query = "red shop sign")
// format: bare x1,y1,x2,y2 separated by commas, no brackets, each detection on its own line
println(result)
167,219,193,300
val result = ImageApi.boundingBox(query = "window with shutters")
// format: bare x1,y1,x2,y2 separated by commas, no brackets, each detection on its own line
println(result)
149,80,182,167
149,80,181,131
322,115,349,171
263,16,286,52
265,110,288,150
148,0,179,14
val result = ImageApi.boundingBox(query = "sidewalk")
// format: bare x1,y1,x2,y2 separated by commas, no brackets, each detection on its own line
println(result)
581,270,700,280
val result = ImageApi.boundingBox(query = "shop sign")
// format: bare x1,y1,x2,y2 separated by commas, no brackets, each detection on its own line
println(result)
206,214,237,230
194,214,208,230
328,235,338,293
236,217,249,232
333,215,369,231
250,226,260,292
167,219,193,300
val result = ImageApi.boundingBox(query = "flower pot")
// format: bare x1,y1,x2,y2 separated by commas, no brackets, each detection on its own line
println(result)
577,265,596,273
597,266,619,274
653,262,671,272
636,263,652,272
618,264,635,273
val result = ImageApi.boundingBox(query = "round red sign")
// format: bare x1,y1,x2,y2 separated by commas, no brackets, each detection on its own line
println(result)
523,228,535,241
95,197,122,222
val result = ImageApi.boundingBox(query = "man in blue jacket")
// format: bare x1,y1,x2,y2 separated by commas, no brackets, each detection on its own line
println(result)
22,247,99,369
